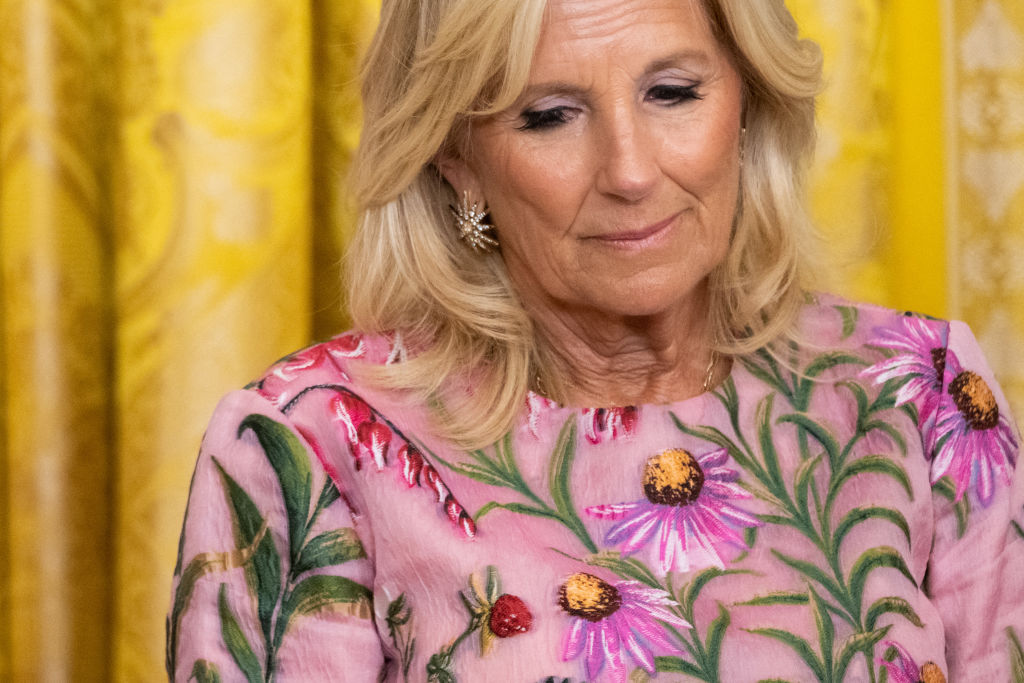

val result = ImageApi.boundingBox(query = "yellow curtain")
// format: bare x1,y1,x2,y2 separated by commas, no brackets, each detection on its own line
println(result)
1,0,1021,678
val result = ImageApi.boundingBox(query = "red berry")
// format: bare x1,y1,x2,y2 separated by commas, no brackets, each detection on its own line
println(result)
489,594,532,637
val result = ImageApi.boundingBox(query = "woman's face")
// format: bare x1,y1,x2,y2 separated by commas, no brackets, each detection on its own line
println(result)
442,0,744,321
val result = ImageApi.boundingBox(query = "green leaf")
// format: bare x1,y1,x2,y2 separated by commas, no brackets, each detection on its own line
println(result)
548,417,597,553
834,507,911,552
474,501,560,522
485,565,500,603
168,524,268,675
671,415,753,471
834,626,891,682
805,352,868,379
828,456,913,508
705,602,731,676
848,547,917,610
217,584,263,683
808,587,834,679
738,591,809,607
835,305,859,340
585,553,662,589
757,395,785,490
837,381,871,424
1013,521,1024,540
682,568,750,613
654,656,705,677
274,574,373,645
293,528,366,576
1008,627,1024,683
771,550,845,607
860,420,909,457
793,452,824,515
238,414,313,562
865,596,923,631
213,457,282,651
746,628,825,681
188,660,222,683
778,414,840,467
933,477,971,538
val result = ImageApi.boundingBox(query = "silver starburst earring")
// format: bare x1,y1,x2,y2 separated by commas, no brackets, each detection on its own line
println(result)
450,191,498,252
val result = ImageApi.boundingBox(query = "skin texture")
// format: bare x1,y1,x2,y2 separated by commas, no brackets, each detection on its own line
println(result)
439,0,744,406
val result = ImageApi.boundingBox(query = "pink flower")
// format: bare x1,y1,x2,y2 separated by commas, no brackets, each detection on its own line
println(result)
583,406,639,444
861,317,947,448
525,391,557,439
257,334,364,405
331,393,391,470
929,352,1017,505
559,573,689,683
396,443,476,539
587,447,760,574
878,640,946,683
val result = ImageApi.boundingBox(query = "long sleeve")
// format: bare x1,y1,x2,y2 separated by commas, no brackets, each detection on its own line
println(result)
924,320,1024,680
167,389,384,682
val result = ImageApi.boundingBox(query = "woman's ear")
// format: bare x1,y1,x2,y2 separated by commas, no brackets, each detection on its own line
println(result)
435,152,484,201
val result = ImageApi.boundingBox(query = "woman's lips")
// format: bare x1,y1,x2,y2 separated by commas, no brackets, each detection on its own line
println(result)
588,212,680,246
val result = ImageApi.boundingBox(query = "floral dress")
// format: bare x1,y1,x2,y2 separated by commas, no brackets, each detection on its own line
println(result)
168,294,1024,682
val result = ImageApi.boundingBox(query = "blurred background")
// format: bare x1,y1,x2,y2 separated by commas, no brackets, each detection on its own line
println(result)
0,0,1021,679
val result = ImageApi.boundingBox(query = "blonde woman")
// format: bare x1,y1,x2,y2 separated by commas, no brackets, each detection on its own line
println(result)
168,1,1023,681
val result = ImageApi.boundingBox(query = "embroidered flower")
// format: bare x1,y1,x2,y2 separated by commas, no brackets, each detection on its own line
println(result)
583,406,639,444
930,353,1017,505
257,333,364,405
587,447,760,574
861,316,947,447
397,443,476,538
525,391,558,439
878,640,946,683
558,573,689,683
331,393,392,470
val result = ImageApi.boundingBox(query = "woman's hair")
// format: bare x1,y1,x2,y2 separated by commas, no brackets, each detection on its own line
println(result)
346,0,823,448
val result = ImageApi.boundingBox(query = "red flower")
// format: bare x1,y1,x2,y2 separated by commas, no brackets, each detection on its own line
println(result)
584,406,639,444
257,334,365,405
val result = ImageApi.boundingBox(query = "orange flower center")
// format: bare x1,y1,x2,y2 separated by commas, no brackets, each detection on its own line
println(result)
949,371,999,430
919,661,946,683
643,449,705,506
558,573,621,622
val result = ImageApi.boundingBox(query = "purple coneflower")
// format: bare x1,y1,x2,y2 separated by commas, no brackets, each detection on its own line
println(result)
587,447,760,574
558,573,689,683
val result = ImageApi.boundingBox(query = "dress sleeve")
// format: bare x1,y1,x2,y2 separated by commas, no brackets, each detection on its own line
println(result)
924,320,1024,680
167,389,385,682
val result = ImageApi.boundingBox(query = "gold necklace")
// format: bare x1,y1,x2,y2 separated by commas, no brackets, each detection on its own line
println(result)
535,349,720,400
702,350,718,393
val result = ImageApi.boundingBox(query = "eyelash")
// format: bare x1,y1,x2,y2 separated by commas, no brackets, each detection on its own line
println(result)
517,84,704,131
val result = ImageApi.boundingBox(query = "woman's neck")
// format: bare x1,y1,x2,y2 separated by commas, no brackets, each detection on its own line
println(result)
529,288,722,408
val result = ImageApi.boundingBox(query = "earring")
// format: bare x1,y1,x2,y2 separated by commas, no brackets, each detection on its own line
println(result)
450,191,498,252
740,126,747,162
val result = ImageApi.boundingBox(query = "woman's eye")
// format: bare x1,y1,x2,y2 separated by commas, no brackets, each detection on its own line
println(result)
646,84,703,105
517,106,576,131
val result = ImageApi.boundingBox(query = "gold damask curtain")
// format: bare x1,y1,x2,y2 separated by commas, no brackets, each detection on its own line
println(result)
1,0,1021,679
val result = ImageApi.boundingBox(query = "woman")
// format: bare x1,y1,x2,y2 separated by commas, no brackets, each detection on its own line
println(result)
168,0,1023,681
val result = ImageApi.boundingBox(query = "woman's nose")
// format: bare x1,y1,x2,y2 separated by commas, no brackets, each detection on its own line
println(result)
594,109,659,202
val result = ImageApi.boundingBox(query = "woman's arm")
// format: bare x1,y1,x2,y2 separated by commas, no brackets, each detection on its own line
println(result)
167,389,384,682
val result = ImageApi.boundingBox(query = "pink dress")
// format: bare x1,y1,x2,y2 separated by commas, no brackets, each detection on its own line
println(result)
168,294,1024,682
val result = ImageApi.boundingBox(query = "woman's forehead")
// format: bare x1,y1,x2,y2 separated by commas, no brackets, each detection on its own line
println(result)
529,0,722,81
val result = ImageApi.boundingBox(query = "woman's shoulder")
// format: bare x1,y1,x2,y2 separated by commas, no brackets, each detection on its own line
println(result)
245,330,407,411
797,291,951,349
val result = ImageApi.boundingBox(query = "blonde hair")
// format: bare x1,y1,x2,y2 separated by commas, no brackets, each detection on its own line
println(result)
346,0,824,448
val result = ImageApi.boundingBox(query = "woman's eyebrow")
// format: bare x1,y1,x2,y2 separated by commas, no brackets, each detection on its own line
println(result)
519,50,715,102
644,49,713,74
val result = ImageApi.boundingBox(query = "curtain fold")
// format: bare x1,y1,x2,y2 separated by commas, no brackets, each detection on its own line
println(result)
111,0,315,676
0,0,116,678
0,0,1020,677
